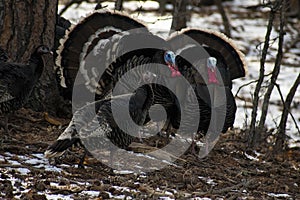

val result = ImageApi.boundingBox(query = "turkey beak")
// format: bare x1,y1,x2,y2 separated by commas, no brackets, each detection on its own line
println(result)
170,56,176,68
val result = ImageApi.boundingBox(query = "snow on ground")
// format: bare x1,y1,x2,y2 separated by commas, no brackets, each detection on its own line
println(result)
59,0,300,144
1,142,190,199
0,152,162,199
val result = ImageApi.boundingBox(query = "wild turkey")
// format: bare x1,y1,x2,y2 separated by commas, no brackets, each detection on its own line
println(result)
55,10,245,145
56,10,183,134
44,81,155,167
168,28,246,137
0,45,52,132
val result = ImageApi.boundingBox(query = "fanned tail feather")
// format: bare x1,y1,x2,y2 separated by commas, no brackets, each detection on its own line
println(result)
56,9,148,99
44,138,81,158
168,28,247,80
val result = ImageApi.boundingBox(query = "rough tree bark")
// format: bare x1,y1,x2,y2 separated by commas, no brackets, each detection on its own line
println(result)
0,0,69,116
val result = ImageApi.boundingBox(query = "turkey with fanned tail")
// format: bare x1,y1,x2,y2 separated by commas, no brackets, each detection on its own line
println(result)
56,9,183,134
0,45,52,132
55,9,181,114
167,28,246,139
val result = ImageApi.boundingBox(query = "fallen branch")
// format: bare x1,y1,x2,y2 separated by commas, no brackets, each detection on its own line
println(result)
129,142,187,162
191,179,257,196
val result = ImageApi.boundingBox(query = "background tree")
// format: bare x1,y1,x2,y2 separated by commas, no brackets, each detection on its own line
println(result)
170,0,187,33
247,0,299,150
115,0,123,10
215,0,231,37
247,0,281,147
257,0,286,134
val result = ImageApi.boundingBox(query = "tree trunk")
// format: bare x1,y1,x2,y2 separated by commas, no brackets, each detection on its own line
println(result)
170,0,187,34
258,0,286,133
0,0,70,117
115,0,123,11
248,0,284,147
215,0,231,37
248,6,276,147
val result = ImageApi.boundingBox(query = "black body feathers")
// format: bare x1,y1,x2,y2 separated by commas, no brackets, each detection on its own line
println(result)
0,45,52,114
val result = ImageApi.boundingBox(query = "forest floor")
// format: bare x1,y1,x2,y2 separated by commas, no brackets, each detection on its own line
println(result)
0,108,299,199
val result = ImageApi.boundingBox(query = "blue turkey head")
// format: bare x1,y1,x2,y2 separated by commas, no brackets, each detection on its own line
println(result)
164,51,180,77
164,51,176,66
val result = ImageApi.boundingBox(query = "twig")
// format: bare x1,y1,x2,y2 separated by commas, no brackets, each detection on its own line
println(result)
244,2,273,10
273,78,299,152
59,0,82,16
234,71,273,98
129,142,187,162
149,16,174,24
274,80,300,134
191,179,256,196
234,80,258,98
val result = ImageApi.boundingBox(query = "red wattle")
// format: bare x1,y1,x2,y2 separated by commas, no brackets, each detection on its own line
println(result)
207,68,219,84
168,64,181,77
